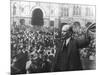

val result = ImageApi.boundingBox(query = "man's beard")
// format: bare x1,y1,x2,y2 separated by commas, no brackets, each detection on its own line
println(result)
61,33,72,40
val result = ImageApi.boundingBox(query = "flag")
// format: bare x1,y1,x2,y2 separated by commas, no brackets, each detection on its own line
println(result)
88,23,96,32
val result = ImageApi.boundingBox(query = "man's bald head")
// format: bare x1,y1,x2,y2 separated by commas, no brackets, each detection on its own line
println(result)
62,25,72,37
62,25,72,32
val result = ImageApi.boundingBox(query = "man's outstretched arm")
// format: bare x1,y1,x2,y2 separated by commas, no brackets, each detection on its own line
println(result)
76,33,91,48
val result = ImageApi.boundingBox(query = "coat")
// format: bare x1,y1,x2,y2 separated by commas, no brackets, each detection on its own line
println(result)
54,36,90,71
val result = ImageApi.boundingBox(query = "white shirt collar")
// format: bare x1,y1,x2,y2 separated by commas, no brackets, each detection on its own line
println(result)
66,37,71,46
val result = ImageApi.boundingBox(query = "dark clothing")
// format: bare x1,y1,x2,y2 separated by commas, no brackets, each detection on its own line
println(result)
54,36,90,71
11,52,28,74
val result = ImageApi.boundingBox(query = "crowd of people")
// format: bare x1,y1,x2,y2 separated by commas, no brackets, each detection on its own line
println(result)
11,22,58,74
11,19,96,74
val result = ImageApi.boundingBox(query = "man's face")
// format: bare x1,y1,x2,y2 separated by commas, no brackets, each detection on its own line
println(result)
61,25,72,38
62,29,67,36
62,29,71,38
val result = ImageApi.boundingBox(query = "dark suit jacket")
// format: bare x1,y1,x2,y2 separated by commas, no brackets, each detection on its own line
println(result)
54,36,90,71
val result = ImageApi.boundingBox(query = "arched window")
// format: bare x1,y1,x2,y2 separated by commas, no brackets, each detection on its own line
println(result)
31,8,44,26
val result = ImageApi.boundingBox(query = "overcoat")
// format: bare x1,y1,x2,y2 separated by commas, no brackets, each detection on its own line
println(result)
54,36,90,71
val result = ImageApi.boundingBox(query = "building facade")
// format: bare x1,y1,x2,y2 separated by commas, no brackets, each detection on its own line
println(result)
10,0,96,28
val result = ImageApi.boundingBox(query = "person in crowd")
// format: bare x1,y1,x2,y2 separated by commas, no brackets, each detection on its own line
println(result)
20,19,25,26
11,50,28,74
11,24,58,74
54,23,91,71
18,19,30,30
11,21,17,29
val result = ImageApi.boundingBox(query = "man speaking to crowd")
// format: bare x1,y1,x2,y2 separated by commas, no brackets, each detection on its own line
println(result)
54,22,91,71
